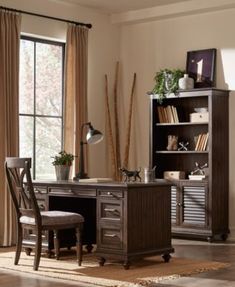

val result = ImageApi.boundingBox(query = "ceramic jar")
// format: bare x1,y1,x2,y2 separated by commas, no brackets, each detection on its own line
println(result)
178,74,194,90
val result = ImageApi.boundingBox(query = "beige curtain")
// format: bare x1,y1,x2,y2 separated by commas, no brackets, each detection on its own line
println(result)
0,10,21,246
64,24,88,175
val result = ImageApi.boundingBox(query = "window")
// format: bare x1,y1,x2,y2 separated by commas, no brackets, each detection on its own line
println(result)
19,36,64,179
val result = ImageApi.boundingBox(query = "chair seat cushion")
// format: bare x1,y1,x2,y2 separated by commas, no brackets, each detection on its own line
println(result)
20,210,84,226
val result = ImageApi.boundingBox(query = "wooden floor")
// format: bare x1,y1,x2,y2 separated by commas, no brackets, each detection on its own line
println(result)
0,239,235,287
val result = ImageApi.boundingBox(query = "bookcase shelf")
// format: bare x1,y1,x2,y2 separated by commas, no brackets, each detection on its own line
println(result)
156,122,208,126
156,151,209,154
149,88,229,242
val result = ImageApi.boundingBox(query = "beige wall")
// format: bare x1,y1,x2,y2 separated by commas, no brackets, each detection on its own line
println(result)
0,0,120,178
119,8,235,239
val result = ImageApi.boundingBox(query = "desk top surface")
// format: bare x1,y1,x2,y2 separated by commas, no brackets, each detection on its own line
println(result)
32,179,171,188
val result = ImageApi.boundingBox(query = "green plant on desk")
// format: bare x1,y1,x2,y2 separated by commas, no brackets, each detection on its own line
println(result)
52,151,74,166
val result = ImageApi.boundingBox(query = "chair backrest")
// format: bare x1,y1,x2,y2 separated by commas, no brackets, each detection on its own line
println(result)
5,157,41,225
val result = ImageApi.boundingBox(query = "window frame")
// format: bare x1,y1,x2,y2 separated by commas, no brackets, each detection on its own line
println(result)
19,35,65,179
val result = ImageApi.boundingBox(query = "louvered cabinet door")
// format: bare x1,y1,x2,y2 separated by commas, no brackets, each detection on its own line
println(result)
181,184,209,227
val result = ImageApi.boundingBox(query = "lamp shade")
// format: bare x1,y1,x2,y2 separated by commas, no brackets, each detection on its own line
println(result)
86,126,103,144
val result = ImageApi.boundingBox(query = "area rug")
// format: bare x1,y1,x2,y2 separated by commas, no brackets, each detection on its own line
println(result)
0,249,229,287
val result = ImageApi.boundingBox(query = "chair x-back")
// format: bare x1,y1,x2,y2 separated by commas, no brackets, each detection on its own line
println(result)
5,157,84,270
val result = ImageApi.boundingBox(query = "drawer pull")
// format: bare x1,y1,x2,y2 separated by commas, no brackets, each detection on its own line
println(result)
104,233,117,238
106,192,119,199
104,208,117,213
177,203,184,207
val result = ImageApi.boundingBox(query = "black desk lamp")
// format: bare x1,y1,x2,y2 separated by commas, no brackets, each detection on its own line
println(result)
74,122,103,180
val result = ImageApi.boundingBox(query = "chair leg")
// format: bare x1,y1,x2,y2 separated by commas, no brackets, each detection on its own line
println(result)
34,229,42,271
75,224,83,266
14,224,23,265
53,230,60,260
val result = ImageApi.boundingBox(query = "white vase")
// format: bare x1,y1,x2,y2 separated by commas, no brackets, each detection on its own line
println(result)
178,74,194,90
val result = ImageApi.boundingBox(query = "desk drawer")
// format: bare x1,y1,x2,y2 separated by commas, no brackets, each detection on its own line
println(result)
49,188,72,194
99,226,123,250
73,189,96,197
100,200,122,220
98,190,123,199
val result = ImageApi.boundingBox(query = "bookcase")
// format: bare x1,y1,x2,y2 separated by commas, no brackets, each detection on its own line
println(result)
149,88,229,241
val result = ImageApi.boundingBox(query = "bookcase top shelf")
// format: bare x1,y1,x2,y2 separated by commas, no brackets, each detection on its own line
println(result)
149,88,229,100
156,122,208,126
159,178,209,183
156,151,209,154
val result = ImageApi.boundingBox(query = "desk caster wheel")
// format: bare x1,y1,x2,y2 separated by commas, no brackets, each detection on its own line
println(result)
123,260,130,270
25,248,32,256
162,253,171,263
99,257,106,266
221,234,228,241
86,244,94,253
207,236,213,243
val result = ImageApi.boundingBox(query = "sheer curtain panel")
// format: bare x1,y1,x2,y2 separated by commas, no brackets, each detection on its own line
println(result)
0,10,21,246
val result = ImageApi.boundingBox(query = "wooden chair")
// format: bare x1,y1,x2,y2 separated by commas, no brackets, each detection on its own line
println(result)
5,157,84,271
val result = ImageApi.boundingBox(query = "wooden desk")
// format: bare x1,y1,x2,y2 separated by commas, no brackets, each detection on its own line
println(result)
31,180,174,269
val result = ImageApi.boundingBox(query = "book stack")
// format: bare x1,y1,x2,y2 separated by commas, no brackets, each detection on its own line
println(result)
194,133,209,151
188,174,206,180
157,105,179,123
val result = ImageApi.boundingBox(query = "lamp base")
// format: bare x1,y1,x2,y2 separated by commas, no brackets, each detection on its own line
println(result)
73,172,89,181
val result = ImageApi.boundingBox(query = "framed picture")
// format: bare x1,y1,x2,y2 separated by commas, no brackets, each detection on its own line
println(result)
186,48,216,88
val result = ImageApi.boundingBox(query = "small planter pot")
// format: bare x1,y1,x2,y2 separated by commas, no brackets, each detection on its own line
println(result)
55,165,70,180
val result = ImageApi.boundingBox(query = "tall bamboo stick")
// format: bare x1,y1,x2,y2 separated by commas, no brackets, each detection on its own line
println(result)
123,73,136,168
105,74,117,180
113,62,121,180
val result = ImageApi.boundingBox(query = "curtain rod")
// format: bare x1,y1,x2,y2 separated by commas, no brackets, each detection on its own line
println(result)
0,5,92,29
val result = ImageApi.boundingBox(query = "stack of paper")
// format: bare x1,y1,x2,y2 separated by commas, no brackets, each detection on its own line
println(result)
78,178,113,183
188,175,206,180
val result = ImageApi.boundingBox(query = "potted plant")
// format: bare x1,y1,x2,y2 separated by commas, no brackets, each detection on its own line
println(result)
52,151,75,180
152,68,185,103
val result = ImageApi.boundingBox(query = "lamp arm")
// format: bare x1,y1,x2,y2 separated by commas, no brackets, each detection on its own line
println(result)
78,141,87,177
